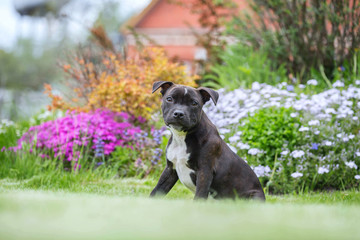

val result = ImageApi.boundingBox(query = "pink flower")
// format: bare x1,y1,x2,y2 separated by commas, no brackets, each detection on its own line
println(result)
73,163,81,171
10,110,147,163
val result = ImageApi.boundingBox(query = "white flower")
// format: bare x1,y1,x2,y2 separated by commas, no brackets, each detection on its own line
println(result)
228,135,240,143
299,84,306,89
345,161,358,169
290,150,305,158
325,108,336,114
355,80,360,85
219,128,231,134
308,120,320,126
324,141,333,146
343,137,349,142
290,113,298,117
314,130,320,135
353,116,358,121
163,130,171,136
248,148,262,155
355,175,360,180
333,80,345,88
281,150,289,155
38,111,52,120
237,142,250,150
318,166,329,174
252,82,261,91
291,172,303,178
2,119,15,126
355,152,360,157
343,100,353,106
228,145,237,153
253,165,272,177
307,79,318,86
336,133,343,138
349,134,355,139
299,126,309,132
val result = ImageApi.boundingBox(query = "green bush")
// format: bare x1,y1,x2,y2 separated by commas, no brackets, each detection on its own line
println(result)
235,105,360,193
238,107,302,168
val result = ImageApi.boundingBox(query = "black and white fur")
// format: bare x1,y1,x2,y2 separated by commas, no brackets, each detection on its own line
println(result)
150,81,265,200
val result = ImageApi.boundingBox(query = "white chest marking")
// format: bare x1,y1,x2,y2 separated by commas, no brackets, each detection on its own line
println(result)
167,128,196,192
184,88,188,95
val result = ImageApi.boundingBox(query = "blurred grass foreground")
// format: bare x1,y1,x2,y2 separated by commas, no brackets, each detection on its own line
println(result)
1,179,360,240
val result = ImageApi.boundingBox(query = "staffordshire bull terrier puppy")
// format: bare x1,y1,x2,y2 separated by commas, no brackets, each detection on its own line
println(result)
150,81,265,200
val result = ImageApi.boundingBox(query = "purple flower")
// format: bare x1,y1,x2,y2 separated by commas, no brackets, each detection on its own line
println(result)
151,148,163,165
73,163,81,171
338,66,345,72
137,116,147,124
287,85,294,92
311,143,319,150
95,137,104,157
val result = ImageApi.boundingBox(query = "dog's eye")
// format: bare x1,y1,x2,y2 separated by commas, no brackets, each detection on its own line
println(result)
166,97,173,102
191,100,198,106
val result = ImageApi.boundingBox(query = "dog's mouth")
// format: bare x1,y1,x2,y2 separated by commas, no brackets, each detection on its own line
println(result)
166,122,186,132
164,115,197,132
165,118,191,132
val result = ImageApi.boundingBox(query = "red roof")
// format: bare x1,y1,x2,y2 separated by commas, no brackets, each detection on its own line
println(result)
122,0,248,67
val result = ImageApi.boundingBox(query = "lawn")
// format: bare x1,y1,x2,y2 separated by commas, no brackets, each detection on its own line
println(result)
0,178,360,240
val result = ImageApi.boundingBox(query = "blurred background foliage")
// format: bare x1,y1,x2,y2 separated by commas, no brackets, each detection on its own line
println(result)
3,0,360,119
217,0,360,86
0,0,139,121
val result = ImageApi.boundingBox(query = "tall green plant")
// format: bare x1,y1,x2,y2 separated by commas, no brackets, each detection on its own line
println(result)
232,0,360,82
203,43,286,89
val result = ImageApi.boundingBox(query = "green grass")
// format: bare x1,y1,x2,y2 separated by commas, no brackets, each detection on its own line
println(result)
0,177,193,199
1,178,360,240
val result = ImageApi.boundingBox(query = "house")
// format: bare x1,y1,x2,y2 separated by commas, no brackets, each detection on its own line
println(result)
121,0,248,72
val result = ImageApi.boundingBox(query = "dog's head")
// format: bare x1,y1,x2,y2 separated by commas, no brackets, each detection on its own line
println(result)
152,81,218,132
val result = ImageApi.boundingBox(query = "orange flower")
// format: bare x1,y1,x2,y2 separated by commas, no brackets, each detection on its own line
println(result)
46,48,197,119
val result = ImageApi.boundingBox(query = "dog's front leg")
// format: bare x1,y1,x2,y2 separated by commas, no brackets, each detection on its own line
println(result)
194,166,213,200
150,161,178,197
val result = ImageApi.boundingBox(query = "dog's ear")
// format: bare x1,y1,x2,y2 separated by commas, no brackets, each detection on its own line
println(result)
152,81,174,95
198,87,219,105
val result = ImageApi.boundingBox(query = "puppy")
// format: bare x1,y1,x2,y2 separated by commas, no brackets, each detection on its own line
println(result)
150,81,265,200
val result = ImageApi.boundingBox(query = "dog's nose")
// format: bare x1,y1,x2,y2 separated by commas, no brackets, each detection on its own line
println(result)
173,110,185,119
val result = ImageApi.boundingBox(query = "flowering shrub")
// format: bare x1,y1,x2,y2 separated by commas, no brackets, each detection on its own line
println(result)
45,48,197,119
109,127,168,178
6,110,166,174
10,110,140,160
204,80,360,193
